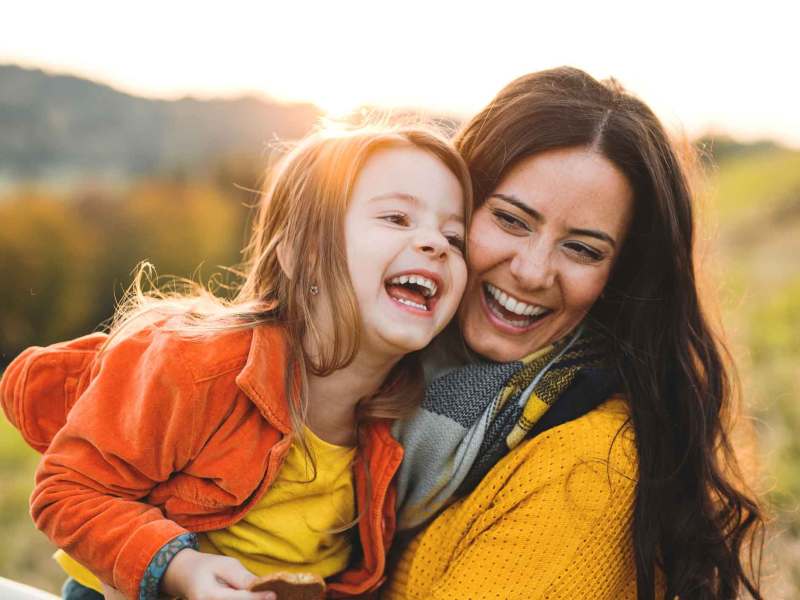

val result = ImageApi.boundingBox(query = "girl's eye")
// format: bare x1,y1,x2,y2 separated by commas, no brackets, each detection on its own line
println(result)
381,213,410,226
491,209,530,233
446,234,465,253
564,242,604,262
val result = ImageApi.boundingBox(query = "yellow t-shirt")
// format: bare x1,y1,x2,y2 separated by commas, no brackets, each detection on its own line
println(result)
55,426,356,592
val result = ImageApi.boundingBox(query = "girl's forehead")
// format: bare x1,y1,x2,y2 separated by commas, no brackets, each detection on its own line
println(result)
351,147,465,217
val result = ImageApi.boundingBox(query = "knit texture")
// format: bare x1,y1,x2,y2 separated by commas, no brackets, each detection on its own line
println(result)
394,327,616,530
382,398,638,600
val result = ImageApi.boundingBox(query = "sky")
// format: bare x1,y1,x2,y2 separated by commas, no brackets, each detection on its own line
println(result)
3,0,798,147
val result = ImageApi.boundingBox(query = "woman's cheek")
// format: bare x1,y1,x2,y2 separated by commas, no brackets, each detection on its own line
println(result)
564,266,611,315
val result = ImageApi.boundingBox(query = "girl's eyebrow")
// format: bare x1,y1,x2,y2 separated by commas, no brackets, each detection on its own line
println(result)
369,192,419,204
370,192,464,223
490,193,616,248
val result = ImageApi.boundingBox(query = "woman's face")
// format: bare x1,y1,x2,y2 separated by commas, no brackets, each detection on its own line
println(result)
459,146,634,362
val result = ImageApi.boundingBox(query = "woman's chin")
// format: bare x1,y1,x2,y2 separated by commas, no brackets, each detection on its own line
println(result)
463,317,581,363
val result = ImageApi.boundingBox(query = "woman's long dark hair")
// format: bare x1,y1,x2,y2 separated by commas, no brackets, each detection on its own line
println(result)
455,67,764,599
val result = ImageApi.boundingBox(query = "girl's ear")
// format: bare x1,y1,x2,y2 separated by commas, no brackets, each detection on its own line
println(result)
276,240,294,280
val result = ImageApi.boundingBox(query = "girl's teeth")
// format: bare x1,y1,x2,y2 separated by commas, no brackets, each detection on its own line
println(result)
395,297,427,311
388,274,438,297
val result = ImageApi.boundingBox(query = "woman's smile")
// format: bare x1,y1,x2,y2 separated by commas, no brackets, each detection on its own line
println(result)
480,282,552,332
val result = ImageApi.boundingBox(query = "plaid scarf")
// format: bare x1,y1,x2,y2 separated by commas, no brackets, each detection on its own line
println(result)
394,326,618,530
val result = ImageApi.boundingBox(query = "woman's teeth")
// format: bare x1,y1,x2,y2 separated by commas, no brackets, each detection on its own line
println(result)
387,274,438,297
484,283,550,327
485,283,548,316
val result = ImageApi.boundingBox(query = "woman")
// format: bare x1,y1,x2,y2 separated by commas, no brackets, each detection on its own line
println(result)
384,67,763,599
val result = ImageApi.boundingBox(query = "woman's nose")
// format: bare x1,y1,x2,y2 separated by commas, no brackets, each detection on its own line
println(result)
509,242,556,289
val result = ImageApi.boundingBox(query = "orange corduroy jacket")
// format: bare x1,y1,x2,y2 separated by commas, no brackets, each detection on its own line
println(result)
0,323,403,599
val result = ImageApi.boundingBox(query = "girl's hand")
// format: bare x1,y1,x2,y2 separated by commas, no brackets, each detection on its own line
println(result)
161,548,276,600
100,582,126,599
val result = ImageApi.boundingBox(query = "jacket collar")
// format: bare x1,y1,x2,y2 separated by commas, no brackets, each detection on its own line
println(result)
236,324,405,460
235,324,293,434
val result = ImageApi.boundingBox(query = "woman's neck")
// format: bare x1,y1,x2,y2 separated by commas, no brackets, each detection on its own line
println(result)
305,350,398,446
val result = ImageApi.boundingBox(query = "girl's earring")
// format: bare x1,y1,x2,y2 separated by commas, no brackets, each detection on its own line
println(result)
309,285,319,296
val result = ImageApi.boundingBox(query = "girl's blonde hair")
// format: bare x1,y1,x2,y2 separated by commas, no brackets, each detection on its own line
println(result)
105,123,473,436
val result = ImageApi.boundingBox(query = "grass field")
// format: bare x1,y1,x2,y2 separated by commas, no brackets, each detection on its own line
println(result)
712,146,800,595
0,416,63,594
1,144,799,597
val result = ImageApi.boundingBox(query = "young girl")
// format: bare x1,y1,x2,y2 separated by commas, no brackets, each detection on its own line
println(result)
0,124,471,600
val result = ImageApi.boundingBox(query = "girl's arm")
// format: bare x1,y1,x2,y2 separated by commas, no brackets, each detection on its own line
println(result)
28,327,224,599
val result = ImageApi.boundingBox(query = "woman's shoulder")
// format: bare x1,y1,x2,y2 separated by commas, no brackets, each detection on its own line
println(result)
504,396,637,489
385,397,639,600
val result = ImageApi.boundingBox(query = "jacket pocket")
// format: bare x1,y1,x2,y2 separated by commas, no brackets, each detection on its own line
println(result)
151,466,267,520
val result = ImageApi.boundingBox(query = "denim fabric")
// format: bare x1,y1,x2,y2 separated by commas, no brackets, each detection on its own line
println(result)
139,532,198,599
61,578,103,600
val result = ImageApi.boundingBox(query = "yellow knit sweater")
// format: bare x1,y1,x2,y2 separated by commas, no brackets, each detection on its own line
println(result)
382,397,638,600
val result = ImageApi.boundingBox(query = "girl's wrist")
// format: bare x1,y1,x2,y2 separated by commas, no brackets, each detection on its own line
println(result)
143,534,198,600
160,547,198,598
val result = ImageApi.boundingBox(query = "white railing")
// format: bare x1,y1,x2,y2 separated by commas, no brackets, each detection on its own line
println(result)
0,577,59,600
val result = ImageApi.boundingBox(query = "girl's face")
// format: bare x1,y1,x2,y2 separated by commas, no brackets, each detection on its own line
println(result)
344,145,468,358
459,147,633,362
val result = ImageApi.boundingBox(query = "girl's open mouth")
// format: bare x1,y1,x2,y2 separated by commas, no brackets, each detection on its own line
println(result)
482,282,552,330
384,271,441,314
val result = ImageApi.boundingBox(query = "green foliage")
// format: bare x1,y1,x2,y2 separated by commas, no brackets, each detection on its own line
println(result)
750,278,800,362
0,179,251,361
0,194,97,352
712,148,800,221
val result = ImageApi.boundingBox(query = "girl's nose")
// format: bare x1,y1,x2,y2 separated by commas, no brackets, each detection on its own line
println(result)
416,228,449,260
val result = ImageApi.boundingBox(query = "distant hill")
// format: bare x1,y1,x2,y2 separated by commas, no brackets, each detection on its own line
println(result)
0,64,322,180
1,64,791,188
695,133,784,164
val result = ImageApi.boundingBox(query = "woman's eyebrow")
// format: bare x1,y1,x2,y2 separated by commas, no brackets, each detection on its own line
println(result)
490,193,616,248
491,193,543,221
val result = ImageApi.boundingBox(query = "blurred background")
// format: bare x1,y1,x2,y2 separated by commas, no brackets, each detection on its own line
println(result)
1,1,798,596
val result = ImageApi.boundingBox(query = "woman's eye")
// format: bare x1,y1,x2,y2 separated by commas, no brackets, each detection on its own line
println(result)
491,209,529,233
381,213,410,226
446,234,465,253
564,242,604,262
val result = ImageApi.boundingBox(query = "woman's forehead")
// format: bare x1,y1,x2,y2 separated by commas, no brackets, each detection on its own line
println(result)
492,147,633,238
